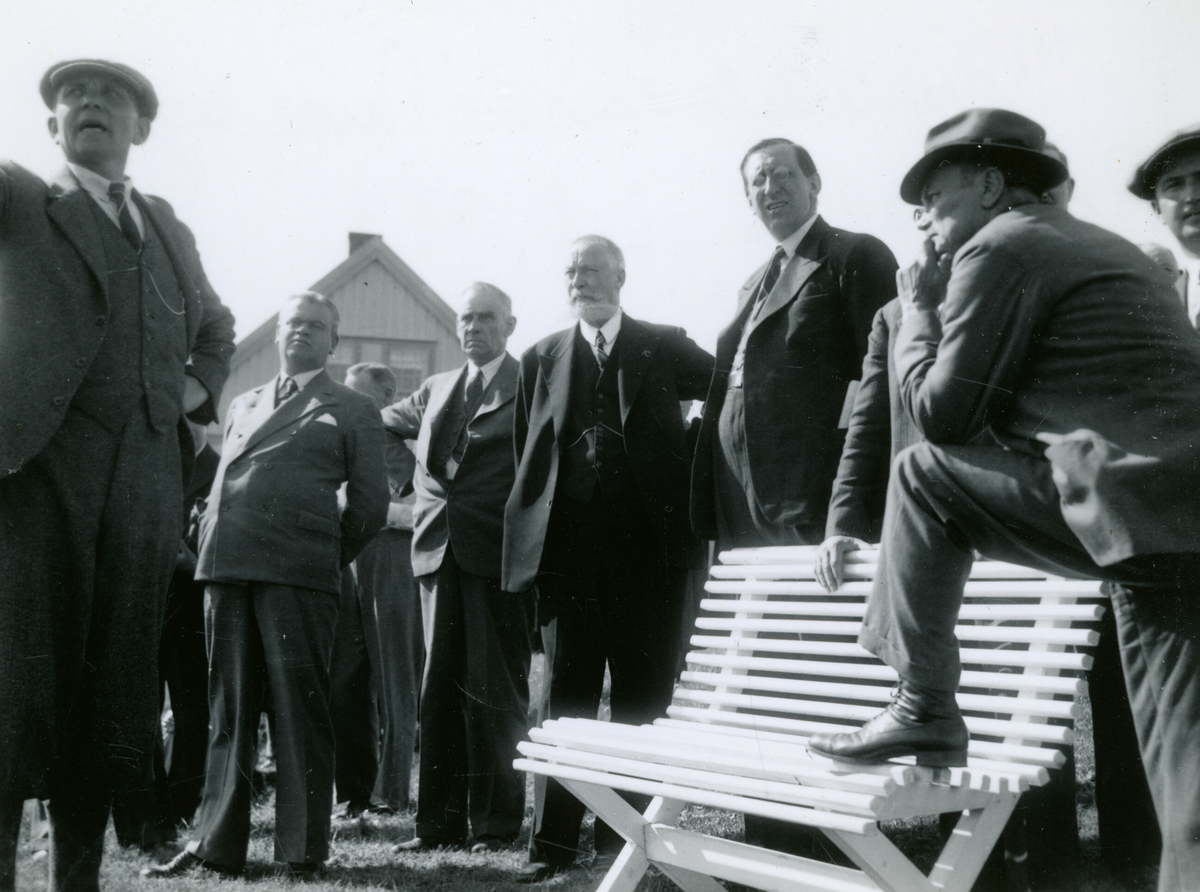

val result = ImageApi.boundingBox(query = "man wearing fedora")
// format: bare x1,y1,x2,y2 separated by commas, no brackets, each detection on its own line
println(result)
807,108,1200,890
1130,124,1200,329
0,60,235,892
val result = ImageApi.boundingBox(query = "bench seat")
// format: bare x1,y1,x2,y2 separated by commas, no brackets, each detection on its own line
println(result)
515,545,1101,892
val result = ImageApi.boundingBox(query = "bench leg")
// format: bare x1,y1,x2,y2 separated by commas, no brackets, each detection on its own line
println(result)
926,795,1020,892
823,829,934,892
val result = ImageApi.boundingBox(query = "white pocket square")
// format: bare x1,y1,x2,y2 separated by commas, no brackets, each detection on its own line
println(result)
314,413,338,427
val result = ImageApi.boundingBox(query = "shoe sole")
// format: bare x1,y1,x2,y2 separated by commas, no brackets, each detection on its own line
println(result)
809,743,968,768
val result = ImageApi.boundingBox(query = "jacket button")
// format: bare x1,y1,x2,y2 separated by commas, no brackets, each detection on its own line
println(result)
52,396,65,407
95,315,106,326
221,504,230,512
265,462,273,470
75,357,86,367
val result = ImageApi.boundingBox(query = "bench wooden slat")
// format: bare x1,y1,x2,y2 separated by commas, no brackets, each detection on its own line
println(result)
678,672,1081,721
513,756,881,836
684,652,1087,696
698,596,1105,621
529,718,910,792
689,634,1093,671
673,688,1074,746
519,741,886,816
693,616,1100,647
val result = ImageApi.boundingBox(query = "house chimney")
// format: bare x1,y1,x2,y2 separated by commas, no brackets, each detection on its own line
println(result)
349,232,381,256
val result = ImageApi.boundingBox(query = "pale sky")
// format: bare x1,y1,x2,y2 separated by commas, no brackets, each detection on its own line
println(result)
4,0,1198,357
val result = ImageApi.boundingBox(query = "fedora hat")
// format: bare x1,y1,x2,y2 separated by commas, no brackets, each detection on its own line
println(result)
40,59,158,121
1128,123,1200,200
900,108,1067,204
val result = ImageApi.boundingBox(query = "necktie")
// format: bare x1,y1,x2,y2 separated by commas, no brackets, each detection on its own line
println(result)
756,246,787,306
452,372,487,464
594,330,609,370
276,376,298,408
107,182,143,252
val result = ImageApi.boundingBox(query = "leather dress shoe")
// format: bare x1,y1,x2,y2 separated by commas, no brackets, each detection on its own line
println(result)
807,681,969,767
516,860,567,882
285,862,323,881
140,850,236,879
392,836,462,853
469,837,510,854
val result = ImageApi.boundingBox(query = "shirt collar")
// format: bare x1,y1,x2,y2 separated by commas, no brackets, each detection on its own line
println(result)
467,351,507,386
281,368,324,392
578,307,623,350
777,212,819,259
67,161,134,206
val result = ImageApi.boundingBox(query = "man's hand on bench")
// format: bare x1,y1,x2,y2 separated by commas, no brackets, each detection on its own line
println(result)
815,535,870,592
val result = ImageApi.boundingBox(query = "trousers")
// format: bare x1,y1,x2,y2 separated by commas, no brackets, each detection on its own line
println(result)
863,442,1200,891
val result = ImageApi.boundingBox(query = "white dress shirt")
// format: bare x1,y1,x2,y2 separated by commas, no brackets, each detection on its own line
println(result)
578,308,623,364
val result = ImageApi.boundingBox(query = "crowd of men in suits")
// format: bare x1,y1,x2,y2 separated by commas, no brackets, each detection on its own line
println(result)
4,57,1200,892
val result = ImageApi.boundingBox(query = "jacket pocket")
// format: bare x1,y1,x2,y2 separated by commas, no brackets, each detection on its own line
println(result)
296,509,341,538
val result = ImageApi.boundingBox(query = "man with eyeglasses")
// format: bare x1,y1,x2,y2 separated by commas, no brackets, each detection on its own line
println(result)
0,60,234,892
807,108,1200,892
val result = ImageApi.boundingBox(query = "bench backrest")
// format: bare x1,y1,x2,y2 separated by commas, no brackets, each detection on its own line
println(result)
670,545,1103,782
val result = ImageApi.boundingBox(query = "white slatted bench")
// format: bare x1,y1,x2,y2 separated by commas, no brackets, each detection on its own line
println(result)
515,545,1103,892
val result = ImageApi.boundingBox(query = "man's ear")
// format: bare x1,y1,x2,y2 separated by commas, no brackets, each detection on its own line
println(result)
328,332,339,355
1151,198,1162,216
47,116,60,142
616,268,626,289
810,172,822,195
980,167,1008,209
132,118,151,147
504,315,517,337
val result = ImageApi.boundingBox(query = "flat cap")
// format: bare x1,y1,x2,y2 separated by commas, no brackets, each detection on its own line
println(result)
1129,124,1200,200
40,59,158,121
900,108,1067,205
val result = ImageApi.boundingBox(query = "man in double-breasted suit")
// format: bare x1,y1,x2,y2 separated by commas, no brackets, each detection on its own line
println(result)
384,283,533,852
807,108,1200,890
690,138,897,551
503,237,714,880
149,292,388,879
0,60,235,892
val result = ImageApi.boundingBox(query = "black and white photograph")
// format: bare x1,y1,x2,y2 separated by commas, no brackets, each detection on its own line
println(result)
2,2,1198,891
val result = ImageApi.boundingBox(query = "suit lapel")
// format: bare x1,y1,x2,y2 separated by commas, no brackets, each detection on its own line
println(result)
746,217,828,338
236,371,338,458
425,366,468,453
135,192,198,298
615,316,657,426
538,328,577,439
45,168,111,307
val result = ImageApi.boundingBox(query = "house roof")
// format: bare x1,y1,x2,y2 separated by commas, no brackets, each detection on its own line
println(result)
229,235,456,370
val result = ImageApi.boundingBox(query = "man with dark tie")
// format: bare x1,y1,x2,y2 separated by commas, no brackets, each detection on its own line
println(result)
384,283,533,854
690,138,897,551
0,59,235,892
503,236,714,881
147,291,388,878
688,138,897,857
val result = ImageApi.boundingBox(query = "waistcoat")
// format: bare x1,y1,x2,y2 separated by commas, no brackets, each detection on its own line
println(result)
70,201,189,432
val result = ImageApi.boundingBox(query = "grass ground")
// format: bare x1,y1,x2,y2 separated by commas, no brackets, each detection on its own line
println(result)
13,657,1158,892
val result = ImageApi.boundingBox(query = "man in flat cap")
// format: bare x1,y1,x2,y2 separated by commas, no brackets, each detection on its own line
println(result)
807,108,1200,891
1131,124,1200,328
0,59,234,892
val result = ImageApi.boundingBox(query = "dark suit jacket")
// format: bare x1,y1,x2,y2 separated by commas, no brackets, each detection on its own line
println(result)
196,370,389,594
895,203,1200,566
381,354,519,579
690,216,897,538
0,163,235,477
825,298,923,542
503,314,714,593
